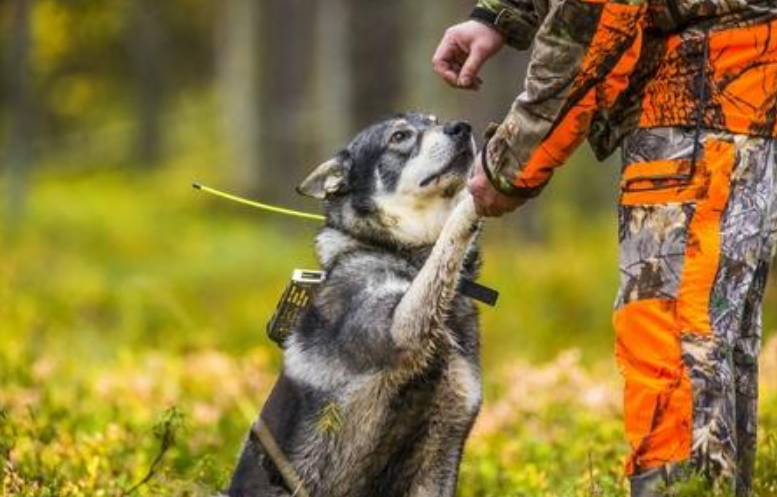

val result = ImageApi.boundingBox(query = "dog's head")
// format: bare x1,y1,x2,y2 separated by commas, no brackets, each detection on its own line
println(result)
298,113,475,247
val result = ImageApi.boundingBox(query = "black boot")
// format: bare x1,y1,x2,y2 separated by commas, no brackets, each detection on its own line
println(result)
630,467,667,497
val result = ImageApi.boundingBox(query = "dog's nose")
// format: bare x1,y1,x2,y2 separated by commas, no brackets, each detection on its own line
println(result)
443,121,472,137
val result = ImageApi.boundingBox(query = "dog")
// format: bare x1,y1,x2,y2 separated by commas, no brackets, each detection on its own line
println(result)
226,113,483,497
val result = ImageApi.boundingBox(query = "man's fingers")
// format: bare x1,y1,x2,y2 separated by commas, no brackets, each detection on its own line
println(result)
432,40,464,87
432,34,483,89
433,63,461,87
457,44,489,88
468,172,492,216
474,201,500,218
462,76,484,91
453,72,484,91
469,169,524,217
438,67,460,87
474,202,491,217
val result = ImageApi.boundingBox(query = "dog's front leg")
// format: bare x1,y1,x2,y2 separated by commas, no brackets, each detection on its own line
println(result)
390,195,480,360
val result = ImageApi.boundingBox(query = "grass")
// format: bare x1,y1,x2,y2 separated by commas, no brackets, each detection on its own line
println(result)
1,159,775,496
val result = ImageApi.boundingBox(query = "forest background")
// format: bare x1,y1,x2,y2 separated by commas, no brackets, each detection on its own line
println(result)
1,1,775,495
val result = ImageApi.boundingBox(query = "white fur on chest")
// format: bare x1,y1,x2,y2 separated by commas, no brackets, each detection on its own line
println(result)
375,193,458,246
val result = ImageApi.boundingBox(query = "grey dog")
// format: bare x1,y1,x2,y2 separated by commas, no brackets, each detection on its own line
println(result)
226,113,484,497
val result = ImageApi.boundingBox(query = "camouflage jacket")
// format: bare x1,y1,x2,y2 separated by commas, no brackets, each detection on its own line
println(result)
473,0,777,197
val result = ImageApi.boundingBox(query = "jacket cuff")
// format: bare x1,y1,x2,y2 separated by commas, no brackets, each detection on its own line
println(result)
481,138,547,198
470,1,537,50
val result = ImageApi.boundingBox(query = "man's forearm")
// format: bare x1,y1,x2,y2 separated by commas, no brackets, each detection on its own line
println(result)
483,0,648,197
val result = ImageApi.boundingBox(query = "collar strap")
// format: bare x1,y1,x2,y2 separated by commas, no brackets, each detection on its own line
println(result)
458,278,499,306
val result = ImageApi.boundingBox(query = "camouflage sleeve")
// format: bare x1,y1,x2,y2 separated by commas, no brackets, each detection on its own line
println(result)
470,0,547,50
483,0,648,198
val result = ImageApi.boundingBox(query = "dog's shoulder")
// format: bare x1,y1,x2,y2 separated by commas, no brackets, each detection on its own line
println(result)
284,228,416,376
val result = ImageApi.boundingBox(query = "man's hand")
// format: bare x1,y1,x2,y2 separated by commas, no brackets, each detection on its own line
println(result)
468,154,526,217
432,20,505,90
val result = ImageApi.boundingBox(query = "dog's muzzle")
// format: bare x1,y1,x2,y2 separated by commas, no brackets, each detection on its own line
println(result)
418,120,475,188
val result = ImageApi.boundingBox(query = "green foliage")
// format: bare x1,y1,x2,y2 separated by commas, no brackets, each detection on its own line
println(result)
755,432,777,497
1,158,775,496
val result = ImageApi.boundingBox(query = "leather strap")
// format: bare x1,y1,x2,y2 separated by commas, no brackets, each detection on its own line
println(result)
458,278,499,306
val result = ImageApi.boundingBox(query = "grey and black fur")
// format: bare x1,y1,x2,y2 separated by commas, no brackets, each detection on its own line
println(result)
226,113,483,497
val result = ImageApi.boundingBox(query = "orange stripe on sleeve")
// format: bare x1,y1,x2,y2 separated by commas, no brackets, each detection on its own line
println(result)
511,2,646,190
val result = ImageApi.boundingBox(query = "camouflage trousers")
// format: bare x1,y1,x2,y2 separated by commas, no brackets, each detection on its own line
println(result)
614,127,777,497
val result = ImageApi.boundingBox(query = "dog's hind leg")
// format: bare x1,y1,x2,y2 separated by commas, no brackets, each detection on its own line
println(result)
406,360,481,497
227,375,304,497
405,433,468,497
226,432,287,497
390,195,480,363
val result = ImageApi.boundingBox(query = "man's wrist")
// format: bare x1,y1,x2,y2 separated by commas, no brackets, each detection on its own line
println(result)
470,1,537,50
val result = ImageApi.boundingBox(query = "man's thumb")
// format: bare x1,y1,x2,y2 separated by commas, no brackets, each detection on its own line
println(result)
458,45,487,87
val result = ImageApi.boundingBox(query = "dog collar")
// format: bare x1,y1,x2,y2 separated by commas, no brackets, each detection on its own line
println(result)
458,278,499,306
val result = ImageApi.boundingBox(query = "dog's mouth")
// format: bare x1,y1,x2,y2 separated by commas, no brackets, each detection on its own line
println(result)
418,148,474,190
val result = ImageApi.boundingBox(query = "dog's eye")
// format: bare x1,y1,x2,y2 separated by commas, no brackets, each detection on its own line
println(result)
390,130,411,144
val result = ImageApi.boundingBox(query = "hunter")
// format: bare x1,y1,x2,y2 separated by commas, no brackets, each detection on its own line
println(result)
433,0,777,495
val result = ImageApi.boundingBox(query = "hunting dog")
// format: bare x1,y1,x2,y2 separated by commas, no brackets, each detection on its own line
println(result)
226,113,483,497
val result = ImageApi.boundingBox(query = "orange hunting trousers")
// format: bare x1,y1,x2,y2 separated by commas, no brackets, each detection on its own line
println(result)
613,16,777,496
615,128,777,496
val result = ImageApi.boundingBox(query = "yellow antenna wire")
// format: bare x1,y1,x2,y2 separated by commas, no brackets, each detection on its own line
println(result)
192,183,325,222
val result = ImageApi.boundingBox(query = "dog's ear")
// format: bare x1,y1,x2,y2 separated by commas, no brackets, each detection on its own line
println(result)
297,155,350,200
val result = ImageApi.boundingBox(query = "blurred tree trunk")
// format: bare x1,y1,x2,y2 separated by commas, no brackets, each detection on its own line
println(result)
346,0,404,127
127,0,165,168
401,1,460,113
314,0,352,157
216,0,262,190
3,0,33,232
257,0,317,200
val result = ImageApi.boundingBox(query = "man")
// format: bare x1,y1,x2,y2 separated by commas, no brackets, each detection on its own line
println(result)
433,0,777,495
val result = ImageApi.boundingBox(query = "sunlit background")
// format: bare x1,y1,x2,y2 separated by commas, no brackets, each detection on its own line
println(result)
1,1,775,496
